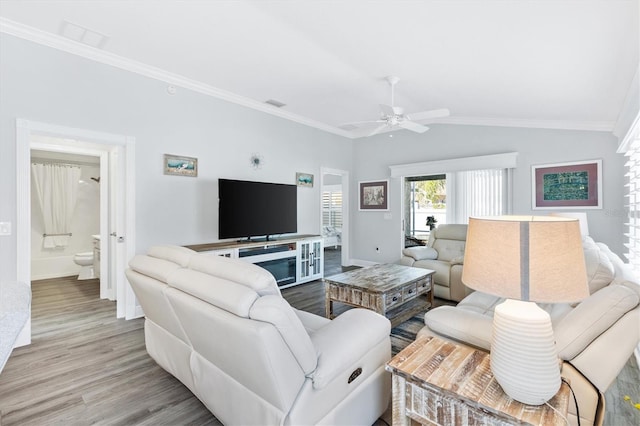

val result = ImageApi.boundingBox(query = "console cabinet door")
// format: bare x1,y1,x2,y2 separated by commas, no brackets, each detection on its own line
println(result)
298,239,324,283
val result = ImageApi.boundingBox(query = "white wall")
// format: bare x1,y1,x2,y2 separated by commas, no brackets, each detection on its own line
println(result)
351,125,625,263
0,34,353,282
30,161,100,279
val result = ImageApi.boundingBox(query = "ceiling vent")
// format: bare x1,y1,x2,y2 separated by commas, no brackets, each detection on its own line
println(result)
265,99,286,108
59,20,109,49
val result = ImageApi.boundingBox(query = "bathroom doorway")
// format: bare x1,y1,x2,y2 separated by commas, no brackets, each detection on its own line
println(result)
30,148,102,286
15,119,137,347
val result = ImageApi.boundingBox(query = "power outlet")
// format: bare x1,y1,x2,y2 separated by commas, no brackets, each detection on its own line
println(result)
0,222,11,236
375,247,381,254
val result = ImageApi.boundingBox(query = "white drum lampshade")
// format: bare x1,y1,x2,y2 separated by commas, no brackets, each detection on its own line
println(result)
462,216,589,405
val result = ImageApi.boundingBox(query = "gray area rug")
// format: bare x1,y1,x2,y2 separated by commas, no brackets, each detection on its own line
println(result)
390,313,426,355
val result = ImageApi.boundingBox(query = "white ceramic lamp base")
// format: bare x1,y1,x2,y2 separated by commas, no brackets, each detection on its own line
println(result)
491,299,561,405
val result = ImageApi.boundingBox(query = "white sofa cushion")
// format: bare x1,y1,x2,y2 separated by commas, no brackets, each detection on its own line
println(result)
250,295,318,374
555,284,639,359
148,244,196,267
129,254,183,283
431,239,465,262
168,268,258,317
583,244,615,294
189,254,280,296
424,305,493,350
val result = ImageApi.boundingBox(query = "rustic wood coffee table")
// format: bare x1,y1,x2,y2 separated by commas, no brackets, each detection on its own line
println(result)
324,264,434,327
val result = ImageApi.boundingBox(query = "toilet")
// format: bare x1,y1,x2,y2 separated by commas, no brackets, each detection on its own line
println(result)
73,252,95,280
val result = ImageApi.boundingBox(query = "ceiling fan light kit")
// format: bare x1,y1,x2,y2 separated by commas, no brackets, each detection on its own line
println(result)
344,75,450,137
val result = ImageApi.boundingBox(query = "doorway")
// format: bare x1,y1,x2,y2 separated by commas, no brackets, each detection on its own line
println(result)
30,148,102,285
320,168,349,267
15,119,137,346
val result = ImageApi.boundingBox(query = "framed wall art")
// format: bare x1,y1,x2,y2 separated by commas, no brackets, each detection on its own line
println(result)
296,172,314,187
531,159,602,209
359,180,389,211
164,154,198,177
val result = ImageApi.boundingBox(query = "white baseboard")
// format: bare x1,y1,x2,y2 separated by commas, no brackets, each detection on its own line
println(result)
349,258,380,267
31,255,80,280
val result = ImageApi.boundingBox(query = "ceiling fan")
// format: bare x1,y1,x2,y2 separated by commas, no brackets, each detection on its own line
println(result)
344,76,450,137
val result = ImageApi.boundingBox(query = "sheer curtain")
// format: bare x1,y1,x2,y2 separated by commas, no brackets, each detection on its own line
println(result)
31,163,82,248
449,169,510,224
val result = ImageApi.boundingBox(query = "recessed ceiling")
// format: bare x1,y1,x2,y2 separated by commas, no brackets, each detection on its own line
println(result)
0,0,637,138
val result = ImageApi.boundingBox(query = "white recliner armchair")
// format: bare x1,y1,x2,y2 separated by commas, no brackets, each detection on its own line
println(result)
126,245,391,426
400,224,472,302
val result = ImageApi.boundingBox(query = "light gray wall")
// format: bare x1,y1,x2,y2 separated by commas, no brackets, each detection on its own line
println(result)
351,125,625,263
0,34,353,281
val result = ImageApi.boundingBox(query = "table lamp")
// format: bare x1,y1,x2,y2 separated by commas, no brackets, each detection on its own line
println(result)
462,216,589,405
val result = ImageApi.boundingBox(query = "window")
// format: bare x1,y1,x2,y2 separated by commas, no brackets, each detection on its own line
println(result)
392,153,516,247
404,169,509,243
404,175,446,240
322,188,342,228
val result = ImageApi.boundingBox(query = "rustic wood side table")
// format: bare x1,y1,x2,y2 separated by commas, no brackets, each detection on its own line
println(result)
386,336,571,426
324,264,434,327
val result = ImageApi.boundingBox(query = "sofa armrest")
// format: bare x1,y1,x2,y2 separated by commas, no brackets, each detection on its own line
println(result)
423,306,493,351
403,246,438,261
309,309,391,389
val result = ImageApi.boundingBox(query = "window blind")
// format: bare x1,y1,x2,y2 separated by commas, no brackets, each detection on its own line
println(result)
322,190,343,228
624,137,640,272
449,169,510,224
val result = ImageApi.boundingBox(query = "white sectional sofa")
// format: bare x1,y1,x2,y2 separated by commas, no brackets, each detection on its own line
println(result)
126,245,391,426
419,236,640,426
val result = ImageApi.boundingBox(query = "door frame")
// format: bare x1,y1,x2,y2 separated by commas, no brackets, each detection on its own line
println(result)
319,167,349,266
15,119,137,345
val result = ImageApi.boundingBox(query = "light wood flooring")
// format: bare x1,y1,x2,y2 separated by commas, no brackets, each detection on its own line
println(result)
1,266,638,425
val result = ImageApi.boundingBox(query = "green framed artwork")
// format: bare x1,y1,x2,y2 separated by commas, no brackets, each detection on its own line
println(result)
164,154,197,177
532,160,602,209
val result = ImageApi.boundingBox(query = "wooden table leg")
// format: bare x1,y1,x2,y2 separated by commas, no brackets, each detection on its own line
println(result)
325,292,333,319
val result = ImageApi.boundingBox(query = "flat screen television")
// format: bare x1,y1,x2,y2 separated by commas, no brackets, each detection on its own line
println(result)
218,178,297,240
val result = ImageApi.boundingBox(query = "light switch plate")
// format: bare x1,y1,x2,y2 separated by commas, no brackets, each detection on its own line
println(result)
0,222,11,236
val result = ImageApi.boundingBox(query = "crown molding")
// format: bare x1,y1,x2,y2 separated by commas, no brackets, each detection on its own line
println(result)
349,116,614,139
435,116,615,132
1,18,617,140
0,18,352,139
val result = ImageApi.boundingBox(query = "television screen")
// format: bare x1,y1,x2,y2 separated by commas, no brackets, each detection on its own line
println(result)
218,179,297,240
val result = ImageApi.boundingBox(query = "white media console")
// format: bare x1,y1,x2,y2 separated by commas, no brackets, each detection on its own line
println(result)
185,235,323,289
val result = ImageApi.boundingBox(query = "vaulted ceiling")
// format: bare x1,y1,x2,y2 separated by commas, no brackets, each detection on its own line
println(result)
1,1,637,138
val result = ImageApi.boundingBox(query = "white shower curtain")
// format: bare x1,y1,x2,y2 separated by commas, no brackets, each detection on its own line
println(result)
31,163,82,248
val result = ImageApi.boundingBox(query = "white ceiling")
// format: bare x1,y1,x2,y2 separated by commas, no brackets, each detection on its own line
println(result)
1,0,638,138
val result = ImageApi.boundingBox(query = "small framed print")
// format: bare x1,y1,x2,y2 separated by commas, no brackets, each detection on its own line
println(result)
164,154,197,177
296,172,314,187
532,159,602,209
359,180,389,211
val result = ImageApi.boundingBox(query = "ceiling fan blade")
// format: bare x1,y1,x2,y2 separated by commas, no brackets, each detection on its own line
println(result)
406,108,450,122
368,123,389,137
340,119,385,127
399,120,429,133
